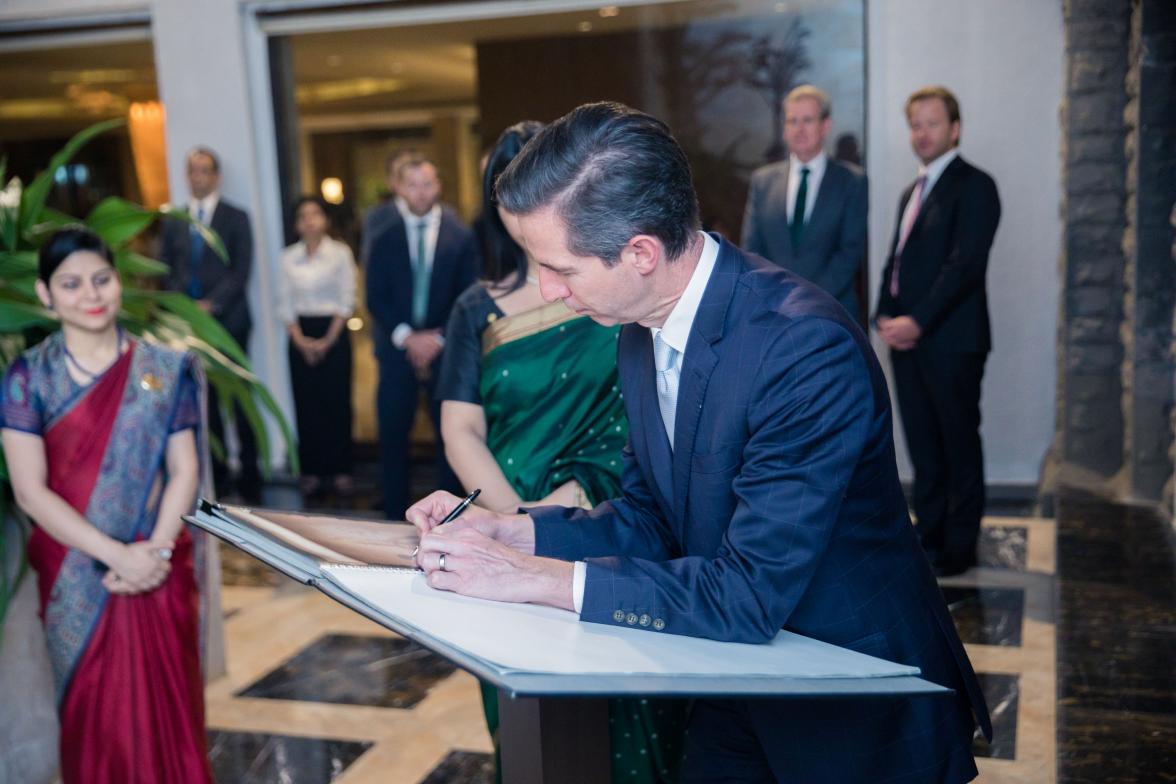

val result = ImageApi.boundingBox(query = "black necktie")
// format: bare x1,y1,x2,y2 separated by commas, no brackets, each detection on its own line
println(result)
790,166,810,250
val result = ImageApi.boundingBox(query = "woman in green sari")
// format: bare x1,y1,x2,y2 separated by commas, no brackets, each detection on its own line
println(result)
437,122,685,783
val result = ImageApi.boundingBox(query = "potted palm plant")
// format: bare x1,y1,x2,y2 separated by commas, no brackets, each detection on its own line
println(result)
0,118,295,636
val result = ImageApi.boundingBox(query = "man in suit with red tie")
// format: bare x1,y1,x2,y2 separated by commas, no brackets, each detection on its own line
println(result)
875,86,1002,577
408,102,990,782
742,85,868,323
366,154,481,519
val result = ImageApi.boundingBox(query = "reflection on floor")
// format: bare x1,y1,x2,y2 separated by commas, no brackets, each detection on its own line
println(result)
209,491,1060,783
1055,493,1176,782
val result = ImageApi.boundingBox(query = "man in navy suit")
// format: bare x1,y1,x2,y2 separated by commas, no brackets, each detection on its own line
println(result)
160,147,260,500
409,103,989,781
742,85,868,322
366,153,480,519
875,86,1001,577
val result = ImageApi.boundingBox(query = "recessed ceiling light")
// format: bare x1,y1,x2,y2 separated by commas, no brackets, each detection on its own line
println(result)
599,5,620,17
578,20,593,32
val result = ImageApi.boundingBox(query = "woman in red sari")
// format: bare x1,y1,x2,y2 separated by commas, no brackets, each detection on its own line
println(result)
0,227,212,783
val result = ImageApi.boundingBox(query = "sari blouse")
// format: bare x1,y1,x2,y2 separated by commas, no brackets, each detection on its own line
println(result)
437,283,628,505
1,354,201,436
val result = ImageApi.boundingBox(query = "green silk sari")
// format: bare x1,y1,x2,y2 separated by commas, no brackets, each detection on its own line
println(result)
477,301,685,783
480,301,626,505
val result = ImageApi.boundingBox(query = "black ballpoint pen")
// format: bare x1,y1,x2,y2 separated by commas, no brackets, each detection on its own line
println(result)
438,488,481,526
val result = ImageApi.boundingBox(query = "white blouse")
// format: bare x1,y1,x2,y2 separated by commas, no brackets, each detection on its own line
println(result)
276,236,357,324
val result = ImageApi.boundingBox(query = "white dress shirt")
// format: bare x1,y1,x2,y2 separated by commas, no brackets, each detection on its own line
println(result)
897,148,959,237
786,151,827,225
391,201,444,348
571,232,720,613
276,236,357,325
188,191,219,224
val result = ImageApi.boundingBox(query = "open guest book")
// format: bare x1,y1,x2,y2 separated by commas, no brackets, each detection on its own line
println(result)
189,500,949,699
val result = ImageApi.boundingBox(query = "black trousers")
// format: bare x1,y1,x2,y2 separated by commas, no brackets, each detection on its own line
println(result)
209,327,260,491
289,316,353,479
891,349,987,569
376,349,460,520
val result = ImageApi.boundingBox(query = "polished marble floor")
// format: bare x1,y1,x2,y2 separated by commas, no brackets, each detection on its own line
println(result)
209,458,1176,784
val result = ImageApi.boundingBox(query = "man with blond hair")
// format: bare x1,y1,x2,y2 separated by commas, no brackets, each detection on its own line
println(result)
743,84,868,321
875,86,1001,577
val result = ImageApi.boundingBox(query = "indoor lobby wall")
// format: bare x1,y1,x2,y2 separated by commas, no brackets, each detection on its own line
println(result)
867,0,1065,489
2,0,1068,489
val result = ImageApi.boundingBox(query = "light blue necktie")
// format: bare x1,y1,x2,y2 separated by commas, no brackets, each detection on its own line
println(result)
187,204,205,299
412,218,430,327
653,331,680,449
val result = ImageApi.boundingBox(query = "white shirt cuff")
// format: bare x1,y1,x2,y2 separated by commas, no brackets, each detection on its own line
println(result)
392,323,413,349
572,560,586,615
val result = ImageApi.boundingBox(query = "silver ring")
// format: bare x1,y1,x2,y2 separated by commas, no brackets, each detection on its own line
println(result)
411,545,420,558
156,547,173,561
438,553,447,572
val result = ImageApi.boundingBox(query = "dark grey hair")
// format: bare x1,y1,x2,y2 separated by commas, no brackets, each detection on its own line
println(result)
494,102,699,265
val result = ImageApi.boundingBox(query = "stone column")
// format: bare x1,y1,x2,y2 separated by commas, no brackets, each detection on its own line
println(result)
1056,0,1131,483
1123,0,1176,503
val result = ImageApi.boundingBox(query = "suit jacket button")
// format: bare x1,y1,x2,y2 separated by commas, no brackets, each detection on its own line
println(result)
639,614,651,627
613,610,625,622
652,618,666,631
626,613,639,625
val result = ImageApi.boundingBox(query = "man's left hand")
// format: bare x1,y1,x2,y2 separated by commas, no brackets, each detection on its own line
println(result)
416,526,574,611
878,315,922,351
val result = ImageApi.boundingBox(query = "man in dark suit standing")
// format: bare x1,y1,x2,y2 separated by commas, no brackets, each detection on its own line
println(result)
742,85,868,322
160,147,260,500
408,102,990,782
875,86,1001,577
366,153,480,519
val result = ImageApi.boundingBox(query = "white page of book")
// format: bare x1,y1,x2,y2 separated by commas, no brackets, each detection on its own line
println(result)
321,566,921,679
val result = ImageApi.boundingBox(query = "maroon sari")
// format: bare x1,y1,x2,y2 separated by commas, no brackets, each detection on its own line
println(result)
6,334,212,784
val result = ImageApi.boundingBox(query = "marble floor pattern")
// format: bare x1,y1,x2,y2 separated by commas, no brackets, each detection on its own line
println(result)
208,507,1060,784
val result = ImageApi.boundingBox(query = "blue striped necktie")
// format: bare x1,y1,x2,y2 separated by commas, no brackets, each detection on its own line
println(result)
187,204,205,299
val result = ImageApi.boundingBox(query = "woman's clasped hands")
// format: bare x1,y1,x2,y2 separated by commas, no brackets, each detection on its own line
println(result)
103,539,174,595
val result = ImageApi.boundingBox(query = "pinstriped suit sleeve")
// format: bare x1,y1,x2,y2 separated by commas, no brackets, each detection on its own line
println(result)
578,317,872,643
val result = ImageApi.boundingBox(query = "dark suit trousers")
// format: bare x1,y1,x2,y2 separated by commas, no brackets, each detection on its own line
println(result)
376,349,460,519
209,327,260,490
891,350,986,567
681,692,979,783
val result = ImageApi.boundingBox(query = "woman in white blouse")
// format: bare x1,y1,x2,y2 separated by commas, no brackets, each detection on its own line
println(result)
277,196,357,496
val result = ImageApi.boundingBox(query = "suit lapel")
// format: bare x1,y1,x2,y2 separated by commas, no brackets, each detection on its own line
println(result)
428,215,455,321
804,162,840,243
671,237,738,526
633,330,675,511
908,155,965,240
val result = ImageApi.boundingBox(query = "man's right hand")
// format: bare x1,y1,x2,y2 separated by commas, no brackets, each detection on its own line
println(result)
406,491,535,554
